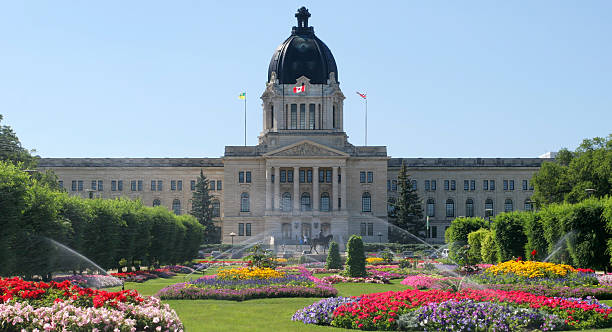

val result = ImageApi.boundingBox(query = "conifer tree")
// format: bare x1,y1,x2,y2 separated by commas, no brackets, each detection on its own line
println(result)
191,170,219,243
391,161,424,241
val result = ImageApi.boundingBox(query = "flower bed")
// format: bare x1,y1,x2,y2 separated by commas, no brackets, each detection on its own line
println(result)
321,275,389,285
52,274,123,289
483,283,612,300
294,288,612,330
0,277,183,331
292,297,360,325
165,265,195,274
156,266,337,301
111,268,176,282
400,275,460,290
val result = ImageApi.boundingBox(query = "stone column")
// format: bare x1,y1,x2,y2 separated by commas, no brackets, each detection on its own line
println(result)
265,166,272,211
312,166,319,212
293,166,300,212
341,166,347,211
274,167,280,211
332,166,339,211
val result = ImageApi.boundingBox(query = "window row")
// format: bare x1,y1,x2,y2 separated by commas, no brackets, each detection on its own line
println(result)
287,103,318,130
69,179,221,192
238,223,252,236
152,198,221,217
275,169,338,184
387,178,534,192
279,192,333,212
360,222,374,236
421,197,534,218
238,171,252,183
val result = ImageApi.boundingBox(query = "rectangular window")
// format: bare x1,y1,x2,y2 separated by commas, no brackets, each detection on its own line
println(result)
111,180,117,191
367,223,374,236
387,180,391,191
78,180,83,191
118,180,123,191
271,174,275,183
470,180,475,191
307,169,312,183
157,180,162,191
431,180,437,191
238,223,245,236
522,180,528,190
280,170,287,183
177,180,182,191
299,170,305,183
131,180,136,191
238,171,244,183
451,180,456,191
503,180,508,191
246,223,252,236
425,180,430,191
490,180,495,190
171,180,177,191
309,104,315,129
72,180,77,191
444,180,449,191
151,180,157,191
210,180,215,190
288,170,294,183
360,171,366,183
190,180,196,191
299,103,306,129
509,180,514,191
338,197,341,209
360,223,367,236
137,180,143,191
325,170,332,183
290,104,297,129
97,180,103,191
367,171,373,183
483,180,489,191
319,169,325,183
246,171,251,183
217,180,222,190
91,180,97,191
464,180,469,191
431,226,438,239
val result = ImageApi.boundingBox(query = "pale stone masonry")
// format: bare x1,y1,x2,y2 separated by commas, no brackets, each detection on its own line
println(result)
37,8,547,247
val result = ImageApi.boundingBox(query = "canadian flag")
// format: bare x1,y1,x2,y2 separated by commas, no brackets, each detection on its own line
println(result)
293,85,306,93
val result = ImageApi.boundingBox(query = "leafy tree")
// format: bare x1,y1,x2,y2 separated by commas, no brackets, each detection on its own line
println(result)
493,212,528,262
533,134,612,206
445,217,488,263
191,170,219,243
344,235,366,277
0,114,37,169
325,241,342,269
390,162,424,242
0,162,30,275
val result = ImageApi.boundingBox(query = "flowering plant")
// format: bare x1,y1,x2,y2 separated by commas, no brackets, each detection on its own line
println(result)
321,275,389,285
292,297,359,325
400,275,459,290
366,257,383,264
216,267,285,280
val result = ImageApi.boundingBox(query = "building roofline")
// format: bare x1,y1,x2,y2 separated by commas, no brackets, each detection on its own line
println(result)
38,158,224,168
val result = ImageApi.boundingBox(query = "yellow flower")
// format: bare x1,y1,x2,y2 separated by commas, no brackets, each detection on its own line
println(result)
216,267,285,280
485,260,577,279
366,257,384,264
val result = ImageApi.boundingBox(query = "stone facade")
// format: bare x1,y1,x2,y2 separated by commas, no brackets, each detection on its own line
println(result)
36,8,547,248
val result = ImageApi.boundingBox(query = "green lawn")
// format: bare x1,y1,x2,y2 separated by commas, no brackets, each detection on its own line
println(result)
109,275,612,332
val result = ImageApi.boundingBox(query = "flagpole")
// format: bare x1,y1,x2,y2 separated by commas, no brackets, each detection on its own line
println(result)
365,96,368,146
244,93,247,146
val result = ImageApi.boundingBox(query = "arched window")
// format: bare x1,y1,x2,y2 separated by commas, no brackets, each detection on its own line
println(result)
426,198,435,217
152,199,161,207
212,200,220,217
172,199,181,215
387,197,396,215
465,198,474,217
240,192,250,212
485,198,494,217
524,198,533,211
361,192,371,212
282,192,292,212
281,223,291,239
320,192,330,212
301,192,311,211
445,198,455,217
504,198,513,212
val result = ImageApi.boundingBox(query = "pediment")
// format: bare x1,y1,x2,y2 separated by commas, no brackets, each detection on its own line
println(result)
264,140,349,158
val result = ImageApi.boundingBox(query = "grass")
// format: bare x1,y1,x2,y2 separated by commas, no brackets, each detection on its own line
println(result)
108,273,612,332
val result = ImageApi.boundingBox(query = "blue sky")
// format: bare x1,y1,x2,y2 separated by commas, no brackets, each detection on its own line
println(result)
1,1,610,158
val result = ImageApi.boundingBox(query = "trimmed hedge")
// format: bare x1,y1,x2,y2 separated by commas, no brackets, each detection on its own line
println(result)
325,241,342,269
345,235,366,277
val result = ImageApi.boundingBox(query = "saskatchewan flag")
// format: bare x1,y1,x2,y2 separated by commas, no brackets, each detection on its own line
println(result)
238,92,246,100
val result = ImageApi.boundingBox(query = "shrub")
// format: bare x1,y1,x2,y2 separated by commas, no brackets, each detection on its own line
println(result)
325,241,342,269
467,228,488,264
562,198,609,270
445,217,488,263
480,231,497,264
493,212,528,262
524,212,547,261
344,235,366,277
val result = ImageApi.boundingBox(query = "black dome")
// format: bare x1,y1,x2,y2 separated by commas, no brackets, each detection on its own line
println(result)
268,7,338,85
